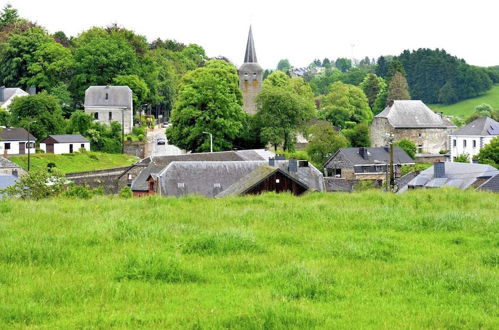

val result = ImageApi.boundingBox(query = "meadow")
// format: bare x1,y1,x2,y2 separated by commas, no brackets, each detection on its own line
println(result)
431,84,499,117
0,189,498,329
9,152,138,174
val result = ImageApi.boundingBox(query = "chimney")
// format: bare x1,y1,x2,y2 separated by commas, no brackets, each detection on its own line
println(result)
359,147,369,160
28,86,36,95
269,157,275,167
0,86,5,102
12,169,18,177
388,100,394,107
276,154,286,161
288,159,298,173
434,162,446,178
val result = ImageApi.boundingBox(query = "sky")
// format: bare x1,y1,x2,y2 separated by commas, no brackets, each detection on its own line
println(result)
4,0,499,69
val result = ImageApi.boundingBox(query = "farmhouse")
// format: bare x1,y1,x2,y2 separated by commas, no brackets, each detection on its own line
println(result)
370,100,456,154
84,86,133,134
40,135,90,154
324,146,414,180
0,87,29,110
0,127,36,155
449,117,499,162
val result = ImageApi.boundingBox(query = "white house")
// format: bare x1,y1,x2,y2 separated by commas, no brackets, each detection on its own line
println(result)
40,135,90,154
0,87,29,110
450,117,499,162
0,127,36,155
84,86,133,134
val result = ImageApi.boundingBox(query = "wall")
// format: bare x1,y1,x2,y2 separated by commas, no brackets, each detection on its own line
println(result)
66,166,133,194
124,142,146,158
450,135,495,162
40,142,90,154
84,106,133,134
238,65,263,115
0,141,36,155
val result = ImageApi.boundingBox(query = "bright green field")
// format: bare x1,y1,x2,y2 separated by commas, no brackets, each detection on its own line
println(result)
9,152,138,173
431,84,499,117
0,190,498,328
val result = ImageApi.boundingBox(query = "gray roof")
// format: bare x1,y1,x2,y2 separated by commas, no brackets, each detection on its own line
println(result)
324,178,354,192
376,100,456,128
0,174,18,198
0,88,28,104
407,162,499,190
451,117,499,136
0,127,36,141
131,149,274,191
84,86,132,109
0,156,21,169
478,173,499,193
43,134,89,143
156,160,324,198
324,146,414,168
244,26,257,63
396,171,421,193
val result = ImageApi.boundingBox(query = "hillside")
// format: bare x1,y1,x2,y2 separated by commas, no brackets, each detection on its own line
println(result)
431,84,499,117
9,152,138,174
0,190,498,328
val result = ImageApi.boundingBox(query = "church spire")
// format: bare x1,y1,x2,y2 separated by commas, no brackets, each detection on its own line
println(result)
244,26,257,63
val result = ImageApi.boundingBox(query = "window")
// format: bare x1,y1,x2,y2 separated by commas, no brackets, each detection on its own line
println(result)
417,144,423,153
453,139,456,147
105,93,109,100
253,73,257,80
94,112,99,120
109,112,112,120
4,143,10,150
276,179,280,183
473,140,476,148
177,183,185,188
244,72,249,81
214,183,221,188
418,133,422,138
463,140,467,148
148,181,155,192
81,144,85,149
26,142,34,149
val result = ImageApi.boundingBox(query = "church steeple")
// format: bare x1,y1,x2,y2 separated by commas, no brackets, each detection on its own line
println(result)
244,26,257,63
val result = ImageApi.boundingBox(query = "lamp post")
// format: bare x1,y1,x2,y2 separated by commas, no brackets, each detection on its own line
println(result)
202,131,213,153
27,120,36,172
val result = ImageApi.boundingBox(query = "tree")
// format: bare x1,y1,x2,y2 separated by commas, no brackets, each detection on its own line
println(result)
335,58,351,72
322,58,332,68
474,103,493,115
166,60,245,152
113,74,150,108
0,109,10,126
387,72,411,101
395,138,417,159
0,169,66,200
360,73,385,109
47,82,73,117
277,59,291,73
306,121,349,165
8,92,66,140
477,136,499,168
387,60,405,79
67,110,93,135
0,4,20,29
319,81,372,128
342,122,370,147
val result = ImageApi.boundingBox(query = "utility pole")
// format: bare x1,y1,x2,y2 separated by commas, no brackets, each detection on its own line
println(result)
27,120,36,172
384,133,394,192
203,131,213,153
121,108,125,154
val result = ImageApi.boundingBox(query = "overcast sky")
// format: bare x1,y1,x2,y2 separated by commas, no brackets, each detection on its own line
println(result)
5,0,498,69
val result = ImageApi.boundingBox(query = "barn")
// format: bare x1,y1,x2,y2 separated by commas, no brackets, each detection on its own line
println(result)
40,135,90,154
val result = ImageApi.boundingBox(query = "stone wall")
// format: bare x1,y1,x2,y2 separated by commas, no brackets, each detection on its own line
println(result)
124,142,146,158
66,166,133,194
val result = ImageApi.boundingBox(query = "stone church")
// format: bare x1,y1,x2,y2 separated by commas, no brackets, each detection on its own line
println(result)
238,26,263,115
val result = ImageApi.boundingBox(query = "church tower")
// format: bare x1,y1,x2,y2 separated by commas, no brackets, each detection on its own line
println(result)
238,26,263,115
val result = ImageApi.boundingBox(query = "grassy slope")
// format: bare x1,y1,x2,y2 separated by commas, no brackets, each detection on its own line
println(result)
430,84,499,117
8,152,138,173
0,190,498,328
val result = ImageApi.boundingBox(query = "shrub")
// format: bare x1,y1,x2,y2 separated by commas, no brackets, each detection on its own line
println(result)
35,148,45,154
0,169,66,200
118,186,133,198
395,138,417,159
354,180,378,191
454,154,470,163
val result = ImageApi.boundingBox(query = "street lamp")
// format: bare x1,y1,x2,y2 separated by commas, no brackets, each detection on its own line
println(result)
202,131,213,153
27,120,36,172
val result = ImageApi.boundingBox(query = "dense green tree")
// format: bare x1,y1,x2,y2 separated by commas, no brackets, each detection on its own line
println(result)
387,72,411,101
113,75,150,107
306,121,349,165
372,89,388,114
0,109,10,126
47,82,73,117
0,4,20,29
477,136,499,168
1,169,66,200
166,60,245,152
360,73,385,109
335,58,351,72
319,81,372,128
387,60,405,78
277,59,291,73
395,138,417,159
375,56,389,78
8,92,66,140
337,67,367,86
465,104,499,124
322,58,332,68
342,122,370,147
67,110,93,135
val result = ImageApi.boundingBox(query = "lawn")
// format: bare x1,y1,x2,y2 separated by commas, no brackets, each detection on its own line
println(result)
0,189,498,328
430,84,499,117
9,152,138,173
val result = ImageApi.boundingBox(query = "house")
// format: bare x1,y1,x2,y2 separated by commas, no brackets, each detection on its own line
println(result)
406,162,499,191
449,117,499,162
0,173,18,199
324,146,414,181
0,156,23,175
370,100,456,155
148,159,324,198
130,149,276,196
0,127,36,155
477,173,499,193
0,87,29,110
40,135,90,154
84,86,133,134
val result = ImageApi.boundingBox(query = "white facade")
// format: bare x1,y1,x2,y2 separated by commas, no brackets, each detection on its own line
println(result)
40,142,90,154
0,88,29,110
450,135,494,162
0,140,36,155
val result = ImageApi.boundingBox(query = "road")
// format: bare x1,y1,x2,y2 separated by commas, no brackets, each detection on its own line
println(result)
146,126,185,157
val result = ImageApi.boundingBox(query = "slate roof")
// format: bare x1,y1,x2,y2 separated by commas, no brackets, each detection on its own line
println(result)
84,86,132,109
451,117,499,136
478,173,499,192
0,173,17,198
0,88,28,104
324,146,414,168
131,150,274,191
156,160,324,197
0,156,21,169
407,162,499,190
376,100,456,128
244,26,257,63
0,127,36,141
42,134,89,143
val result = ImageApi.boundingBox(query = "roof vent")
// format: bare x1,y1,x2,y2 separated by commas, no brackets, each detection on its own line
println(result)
434,162,446,179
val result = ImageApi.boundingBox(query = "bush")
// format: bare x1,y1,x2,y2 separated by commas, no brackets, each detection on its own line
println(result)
35,148,45,154
395,138,417,159
454,154,470,163
354,180,378,191
0,169,67,200
119,186,133,198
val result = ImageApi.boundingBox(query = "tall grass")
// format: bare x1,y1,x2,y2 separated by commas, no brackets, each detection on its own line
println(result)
0,188,498,328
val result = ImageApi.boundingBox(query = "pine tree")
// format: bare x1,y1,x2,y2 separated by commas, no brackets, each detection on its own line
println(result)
387,72,411,101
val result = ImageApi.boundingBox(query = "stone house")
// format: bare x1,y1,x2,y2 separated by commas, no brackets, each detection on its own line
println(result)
0,127,36,156
84,86,133,134
449,117,499,162
323,146,414,181
370,100,456,154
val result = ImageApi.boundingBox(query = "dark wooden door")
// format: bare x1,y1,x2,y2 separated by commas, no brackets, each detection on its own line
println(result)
69,144,73,153
47,144,54,153
19,142,25,154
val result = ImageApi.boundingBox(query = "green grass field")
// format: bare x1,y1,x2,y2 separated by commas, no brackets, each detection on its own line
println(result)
430,84,499,117
9,152,138,173
0,190,498,328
